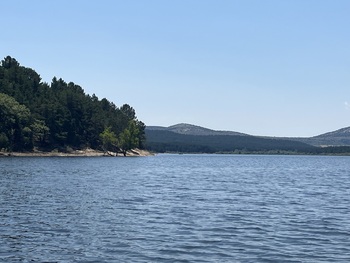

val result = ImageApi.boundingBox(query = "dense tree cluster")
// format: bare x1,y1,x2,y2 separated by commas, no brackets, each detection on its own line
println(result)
145,130,317,154
0,56,145,153
145,129,350,155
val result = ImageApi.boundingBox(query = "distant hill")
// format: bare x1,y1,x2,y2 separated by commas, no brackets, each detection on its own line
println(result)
145,123,350,154
284,126,350,146
309,126,350,146
156,123,249,136
145,124,316,154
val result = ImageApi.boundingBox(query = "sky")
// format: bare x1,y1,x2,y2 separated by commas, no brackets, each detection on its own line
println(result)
2,0,349,137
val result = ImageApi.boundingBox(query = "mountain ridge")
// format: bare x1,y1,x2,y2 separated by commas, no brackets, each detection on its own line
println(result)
146,123,350,146
167,123,248,136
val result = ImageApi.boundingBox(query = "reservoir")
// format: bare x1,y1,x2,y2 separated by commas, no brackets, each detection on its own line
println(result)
1,154,350,262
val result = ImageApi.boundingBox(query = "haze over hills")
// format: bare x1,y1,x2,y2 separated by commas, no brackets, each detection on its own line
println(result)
145,123,350,154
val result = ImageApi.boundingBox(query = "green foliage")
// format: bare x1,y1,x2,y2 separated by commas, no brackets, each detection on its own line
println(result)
0,132,9,150
100,127,118,152
119,120,140,156
0,93,31,150
0,56,146,153
30,119,50,145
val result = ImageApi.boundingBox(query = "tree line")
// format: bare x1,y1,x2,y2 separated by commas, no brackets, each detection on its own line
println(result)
145,130,317,153
0,56,145,154
145,129,350,155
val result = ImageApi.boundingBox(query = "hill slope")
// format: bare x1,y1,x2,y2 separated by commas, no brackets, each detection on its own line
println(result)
165,123,248,136
283,126,350,146
309,126,350,146
145,128,316,154
146,124,350,154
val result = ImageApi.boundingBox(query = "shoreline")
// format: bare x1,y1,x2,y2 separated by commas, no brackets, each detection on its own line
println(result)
0,148,154,157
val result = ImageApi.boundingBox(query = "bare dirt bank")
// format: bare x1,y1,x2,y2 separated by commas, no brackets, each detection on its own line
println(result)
0,148,154,157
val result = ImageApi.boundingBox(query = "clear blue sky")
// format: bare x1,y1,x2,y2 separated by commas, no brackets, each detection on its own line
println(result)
2,0,349,137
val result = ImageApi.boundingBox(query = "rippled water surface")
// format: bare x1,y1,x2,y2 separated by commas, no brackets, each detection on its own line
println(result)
1,154,350,262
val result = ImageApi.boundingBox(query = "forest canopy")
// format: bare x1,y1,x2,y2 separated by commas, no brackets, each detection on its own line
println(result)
0,56,145,153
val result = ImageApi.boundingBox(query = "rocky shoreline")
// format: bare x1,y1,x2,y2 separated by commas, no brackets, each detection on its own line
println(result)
0,148,154,157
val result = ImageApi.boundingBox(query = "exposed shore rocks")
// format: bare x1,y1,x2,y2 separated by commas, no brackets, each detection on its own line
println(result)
0,148,154,157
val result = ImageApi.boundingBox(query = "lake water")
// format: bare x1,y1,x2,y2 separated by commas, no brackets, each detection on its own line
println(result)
1,154,350,262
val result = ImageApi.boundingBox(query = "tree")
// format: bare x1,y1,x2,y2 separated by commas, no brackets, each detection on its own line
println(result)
99,126,118,152
1,56,20,69
30,119,50,146
119,120,140,156
0,93,31,151
136,120,146,149
120,104,136,120
0,132,9,150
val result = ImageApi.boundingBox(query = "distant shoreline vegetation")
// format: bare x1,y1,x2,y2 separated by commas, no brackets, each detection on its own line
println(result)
0,56,145,155
145,125,350,156
146,142,350,156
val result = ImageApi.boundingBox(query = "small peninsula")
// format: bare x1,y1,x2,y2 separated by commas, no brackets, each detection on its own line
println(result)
0,56,146,156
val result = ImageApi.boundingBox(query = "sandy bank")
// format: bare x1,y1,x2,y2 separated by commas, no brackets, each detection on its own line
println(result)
0,148,154,157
